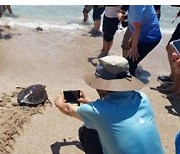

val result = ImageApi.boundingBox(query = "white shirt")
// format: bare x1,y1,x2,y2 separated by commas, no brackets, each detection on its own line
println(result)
105,6,122,18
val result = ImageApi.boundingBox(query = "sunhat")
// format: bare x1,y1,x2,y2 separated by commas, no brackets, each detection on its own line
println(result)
84,55,144,91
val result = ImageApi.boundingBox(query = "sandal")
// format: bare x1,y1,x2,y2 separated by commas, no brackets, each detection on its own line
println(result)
157,75,174,83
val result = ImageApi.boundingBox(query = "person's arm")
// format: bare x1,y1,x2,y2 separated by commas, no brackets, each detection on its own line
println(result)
55,90,92,120
55,93,82,120
128,23,141,61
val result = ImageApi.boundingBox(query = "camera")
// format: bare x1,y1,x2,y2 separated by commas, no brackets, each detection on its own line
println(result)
63,90,80,106
170,39,180,55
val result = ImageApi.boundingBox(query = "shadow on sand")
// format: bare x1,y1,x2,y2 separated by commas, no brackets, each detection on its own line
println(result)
87,57,98,67
135,67,151,84
165,99,180,117
50,139,82,154
149,82,180,117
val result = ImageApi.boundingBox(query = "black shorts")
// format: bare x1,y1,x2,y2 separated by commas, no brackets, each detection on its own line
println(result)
78,125,103,154
127,39,161,76
92,5,105,21
102,15,120,42
168,23,180,44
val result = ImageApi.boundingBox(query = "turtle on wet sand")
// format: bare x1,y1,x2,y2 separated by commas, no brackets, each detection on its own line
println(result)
17,84,49,106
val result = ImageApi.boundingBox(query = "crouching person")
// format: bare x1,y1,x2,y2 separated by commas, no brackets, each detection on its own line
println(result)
55,55,164,154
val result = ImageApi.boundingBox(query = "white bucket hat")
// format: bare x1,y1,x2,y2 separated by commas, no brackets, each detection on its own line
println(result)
84,55,144,91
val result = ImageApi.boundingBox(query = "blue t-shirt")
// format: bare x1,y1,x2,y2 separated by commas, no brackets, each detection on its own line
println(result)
128,5,162,43
176,132,180,154
78,91,164,154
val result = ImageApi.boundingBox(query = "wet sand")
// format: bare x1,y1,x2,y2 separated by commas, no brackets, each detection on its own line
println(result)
0,26,179,154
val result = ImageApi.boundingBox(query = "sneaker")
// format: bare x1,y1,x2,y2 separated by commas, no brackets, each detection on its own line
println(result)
91,31,103,37
157,75,174,83
88,28,96,34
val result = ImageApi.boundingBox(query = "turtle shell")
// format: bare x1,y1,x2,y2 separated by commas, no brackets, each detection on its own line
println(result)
17,84,48,105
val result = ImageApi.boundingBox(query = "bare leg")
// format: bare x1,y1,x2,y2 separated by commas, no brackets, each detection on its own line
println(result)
166,44,175,81
6,5,13,14
101,39,113,53
98,39,112,58
94,20,101,32
83,12,88,22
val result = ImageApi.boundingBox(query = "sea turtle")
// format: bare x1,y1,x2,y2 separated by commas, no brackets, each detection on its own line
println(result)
36,26,43,31
17,84,48,106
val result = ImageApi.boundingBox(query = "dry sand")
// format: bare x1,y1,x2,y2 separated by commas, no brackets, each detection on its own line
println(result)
0,25,179,154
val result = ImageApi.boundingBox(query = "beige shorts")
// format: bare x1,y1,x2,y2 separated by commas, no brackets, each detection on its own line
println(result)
121,27,132,50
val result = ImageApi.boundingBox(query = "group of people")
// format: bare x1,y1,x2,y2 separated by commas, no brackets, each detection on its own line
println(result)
82,5,180,100
82,5,162,77
0,5,13,17
54,5,180,154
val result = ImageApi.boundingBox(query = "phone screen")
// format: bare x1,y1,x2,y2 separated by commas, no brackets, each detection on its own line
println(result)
171,39,180,55
63,90,80,105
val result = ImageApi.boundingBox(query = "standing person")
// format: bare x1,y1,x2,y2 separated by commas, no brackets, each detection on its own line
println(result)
172,53,180,154
158,45,180,100
82,5,93,22
89,5,105,36
0,5,3,17
119,5,161,58
97,5,122,58
55,55,164,154
0,5,13,17
157,7,180,100
5,5,13,14
126,5,162,76
158,8,180,83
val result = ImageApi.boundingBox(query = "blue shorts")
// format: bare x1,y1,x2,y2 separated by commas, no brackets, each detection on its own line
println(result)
92,5,105,21
102,15,120,42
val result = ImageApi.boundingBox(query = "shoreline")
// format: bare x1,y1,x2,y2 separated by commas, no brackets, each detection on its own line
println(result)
0,26,179,154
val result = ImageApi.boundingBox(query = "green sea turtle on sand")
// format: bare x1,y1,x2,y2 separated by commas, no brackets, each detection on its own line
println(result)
17,84,48,106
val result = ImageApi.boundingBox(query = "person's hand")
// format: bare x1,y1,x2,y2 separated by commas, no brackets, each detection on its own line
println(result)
127,46,139,61
54,92,65,108
172,52,180,74
77,90,91,104
117,12,127,21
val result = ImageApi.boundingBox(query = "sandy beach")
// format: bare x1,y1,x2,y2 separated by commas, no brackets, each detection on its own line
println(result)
0,25,179,154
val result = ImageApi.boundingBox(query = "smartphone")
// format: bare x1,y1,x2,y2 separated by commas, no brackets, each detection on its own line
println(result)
170,39,180,55
63,90,80,106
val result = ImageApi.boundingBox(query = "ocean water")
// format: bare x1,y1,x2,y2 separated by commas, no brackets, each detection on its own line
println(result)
0,5,180,34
